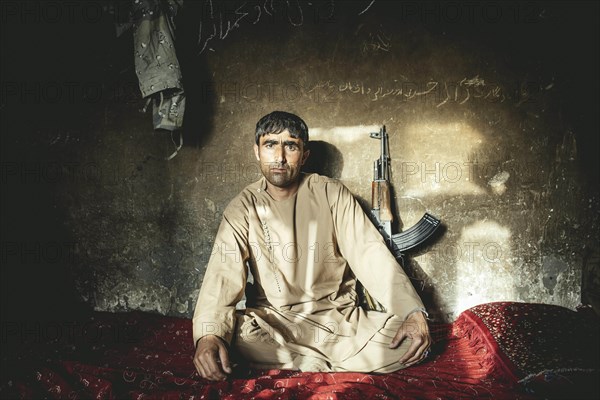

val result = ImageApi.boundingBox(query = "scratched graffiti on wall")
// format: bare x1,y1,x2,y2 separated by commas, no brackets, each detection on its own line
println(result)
200,76,544,106
197,0,377,54
305,76,545,105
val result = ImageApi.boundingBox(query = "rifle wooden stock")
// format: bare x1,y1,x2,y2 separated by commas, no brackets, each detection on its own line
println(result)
372,180,393,222
371,181,379,211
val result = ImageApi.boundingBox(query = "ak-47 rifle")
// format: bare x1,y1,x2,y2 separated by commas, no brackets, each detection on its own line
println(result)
362,126,441,311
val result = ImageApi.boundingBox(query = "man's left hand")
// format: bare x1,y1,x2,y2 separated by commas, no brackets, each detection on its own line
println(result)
389,311,431,366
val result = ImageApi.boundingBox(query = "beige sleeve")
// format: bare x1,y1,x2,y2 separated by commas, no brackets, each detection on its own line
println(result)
192,206,249,346
327,181,425,320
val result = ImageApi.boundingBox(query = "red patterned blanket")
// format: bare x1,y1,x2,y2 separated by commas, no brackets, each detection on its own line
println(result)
1,302,597,399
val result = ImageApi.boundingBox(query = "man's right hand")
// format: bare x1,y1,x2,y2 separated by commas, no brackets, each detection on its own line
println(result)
193,335,232,381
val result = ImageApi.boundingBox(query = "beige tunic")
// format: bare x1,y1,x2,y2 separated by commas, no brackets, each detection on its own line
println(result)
192,173,425,364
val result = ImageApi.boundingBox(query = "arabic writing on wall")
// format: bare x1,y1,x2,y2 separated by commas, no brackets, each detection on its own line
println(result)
197,77,544,106
197,0,377,54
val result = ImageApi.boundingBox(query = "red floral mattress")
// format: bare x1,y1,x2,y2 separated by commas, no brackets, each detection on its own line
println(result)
1,302,598,399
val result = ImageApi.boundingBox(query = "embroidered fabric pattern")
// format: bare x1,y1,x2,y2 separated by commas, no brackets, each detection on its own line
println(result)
259,205,282,293
466,302,598,376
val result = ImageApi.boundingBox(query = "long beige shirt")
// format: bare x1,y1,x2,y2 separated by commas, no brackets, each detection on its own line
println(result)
192,173,425,363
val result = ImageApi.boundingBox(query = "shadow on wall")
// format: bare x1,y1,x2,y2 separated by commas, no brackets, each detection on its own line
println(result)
177,2,216,149
303,140,345,180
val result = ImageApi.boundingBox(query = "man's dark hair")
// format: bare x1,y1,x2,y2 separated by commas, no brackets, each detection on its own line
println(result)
255,111,309,145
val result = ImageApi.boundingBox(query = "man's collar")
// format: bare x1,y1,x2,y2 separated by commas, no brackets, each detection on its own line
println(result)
259,176,268,191
257,173,308,195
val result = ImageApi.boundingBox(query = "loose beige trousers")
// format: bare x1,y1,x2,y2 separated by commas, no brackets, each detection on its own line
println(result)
232,313,411,373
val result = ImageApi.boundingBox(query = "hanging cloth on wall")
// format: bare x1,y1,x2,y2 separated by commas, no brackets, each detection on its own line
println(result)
114,0,185,159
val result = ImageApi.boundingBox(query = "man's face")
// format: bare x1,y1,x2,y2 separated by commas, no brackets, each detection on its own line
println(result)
254,130,310,188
